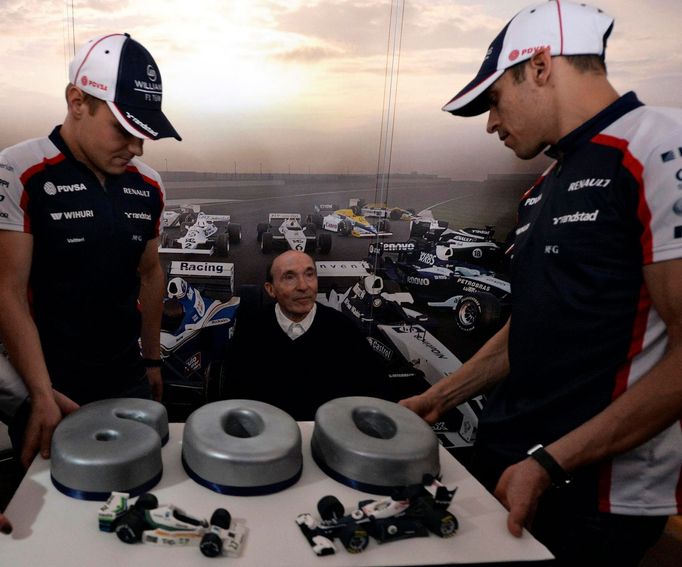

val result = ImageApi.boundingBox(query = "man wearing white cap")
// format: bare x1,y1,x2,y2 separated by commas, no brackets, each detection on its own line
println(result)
0,34,181,468
401,1,682,563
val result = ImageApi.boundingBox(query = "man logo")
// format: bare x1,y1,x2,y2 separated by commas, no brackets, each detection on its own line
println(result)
44,182,57,196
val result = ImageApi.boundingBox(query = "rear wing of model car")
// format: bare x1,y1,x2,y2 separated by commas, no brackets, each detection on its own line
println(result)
167,260,235,298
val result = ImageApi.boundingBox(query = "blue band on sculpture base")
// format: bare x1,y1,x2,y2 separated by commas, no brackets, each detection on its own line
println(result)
182,456,302,496
51,469,163,501
312,448,437,495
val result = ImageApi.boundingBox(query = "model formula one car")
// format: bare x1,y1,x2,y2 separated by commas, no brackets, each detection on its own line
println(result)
160,211,241,256
295,476,457,556
256,213,331,254
99,492,247,558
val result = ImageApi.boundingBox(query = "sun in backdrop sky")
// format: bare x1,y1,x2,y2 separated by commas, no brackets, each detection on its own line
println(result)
1,0,681,179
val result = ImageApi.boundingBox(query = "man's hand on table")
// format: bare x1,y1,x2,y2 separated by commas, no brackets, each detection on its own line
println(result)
20,390,79,469
494,458,551,537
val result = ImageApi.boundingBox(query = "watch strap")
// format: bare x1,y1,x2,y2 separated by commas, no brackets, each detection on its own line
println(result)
141,358,164,368
527,444,572,487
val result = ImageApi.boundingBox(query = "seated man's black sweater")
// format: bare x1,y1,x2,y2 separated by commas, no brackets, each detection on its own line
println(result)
224,302,388,420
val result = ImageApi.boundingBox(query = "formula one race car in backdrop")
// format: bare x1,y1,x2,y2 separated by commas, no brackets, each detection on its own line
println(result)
369,241,511,336
160,261,239,420
159,211,241,256
99,492,247,558
348,198,417,221
307,206,392,238
256,213,331,254
316,263,485,449
296,475,457,555
408,213,503,270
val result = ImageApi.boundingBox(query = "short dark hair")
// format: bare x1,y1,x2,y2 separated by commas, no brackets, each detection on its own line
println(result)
508,54,606,83
265,261,274,283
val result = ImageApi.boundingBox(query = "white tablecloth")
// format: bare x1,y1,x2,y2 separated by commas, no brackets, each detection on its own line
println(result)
0,422,553,566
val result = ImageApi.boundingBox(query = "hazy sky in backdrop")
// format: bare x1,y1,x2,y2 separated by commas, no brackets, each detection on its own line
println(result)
1,0,681,180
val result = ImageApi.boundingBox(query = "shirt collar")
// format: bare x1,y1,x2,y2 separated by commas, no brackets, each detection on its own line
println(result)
545,91,644,160
274,302,317,340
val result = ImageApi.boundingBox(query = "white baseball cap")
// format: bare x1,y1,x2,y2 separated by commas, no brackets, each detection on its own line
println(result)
442,0,614,117
69,33,181,140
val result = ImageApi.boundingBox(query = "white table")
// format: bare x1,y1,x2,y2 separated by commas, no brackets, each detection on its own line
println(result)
0,423,553,566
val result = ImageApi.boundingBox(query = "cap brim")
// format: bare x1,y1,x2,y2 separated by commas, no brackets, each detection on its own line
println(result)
109,101,182,141
441,69,504,117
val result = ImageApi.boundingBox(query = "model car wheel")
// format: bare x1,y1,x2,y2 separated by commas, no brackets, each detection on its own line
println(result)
261,231,274,253
424,509,458,537
455,292,500,333
134,493,159,510
228,223,242,243
317,495,345,521
256,222,270,242
114,511,146,544
339,526,369,554
210,508,231,529
317,233,332,254
200,532,223,558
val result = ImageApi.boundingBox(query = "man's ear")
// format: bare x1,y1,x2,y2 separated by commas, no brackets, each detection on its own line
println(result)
65,85,87,118
528,47,552,86
264,282,276,300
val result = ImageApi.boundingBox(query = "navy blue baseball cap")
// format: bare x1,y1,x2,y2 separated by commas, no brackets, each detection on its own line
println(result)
442,1,614,117
69,33,181,141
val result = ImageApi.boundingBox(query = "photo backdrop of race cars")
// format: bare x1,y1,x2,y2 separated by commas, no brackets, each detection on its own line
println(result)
157,172,537,447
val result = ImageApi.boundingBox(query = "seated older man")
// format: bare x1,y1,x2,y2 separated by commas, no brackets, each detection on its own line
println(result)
225,251,388,420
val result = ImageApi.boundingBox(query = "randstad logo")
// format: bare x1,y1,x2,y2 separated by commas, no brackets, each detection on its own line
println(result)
552,210,600,225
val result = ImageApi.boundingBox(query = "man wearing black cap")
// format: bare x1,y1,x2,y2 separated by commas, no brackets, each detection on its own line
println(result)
401,1,682,564
0,34,181,468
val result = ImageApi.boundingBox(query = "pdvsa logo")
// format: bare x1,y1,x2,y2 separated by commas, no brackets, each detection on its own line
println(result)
81,75,107,92
44,182,87,195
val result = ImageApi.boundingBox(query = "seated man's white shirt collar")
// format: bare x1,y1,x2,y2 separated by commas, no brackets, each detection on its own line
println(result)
274,303,317,340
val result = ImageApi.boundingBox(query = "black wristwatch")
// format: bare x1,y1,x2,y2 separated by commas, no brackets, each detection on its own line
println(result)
527,444,572,487
141,358,163,368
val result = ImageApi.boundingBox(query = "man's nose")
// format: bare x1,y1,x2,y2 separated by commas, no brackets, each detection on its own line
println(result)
486,108,499,135
128,136,144,157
